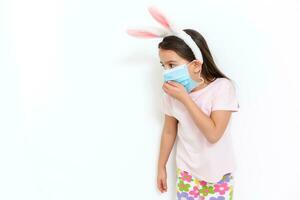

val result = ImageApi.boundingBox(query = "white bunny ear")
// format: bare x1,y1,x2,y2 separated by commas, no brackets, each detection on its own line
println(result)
126,26,171,39
147,5,172,30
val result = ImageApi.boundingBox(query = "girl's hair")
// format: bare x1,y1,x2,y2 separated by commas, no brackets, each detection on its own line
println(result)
158,29,230,82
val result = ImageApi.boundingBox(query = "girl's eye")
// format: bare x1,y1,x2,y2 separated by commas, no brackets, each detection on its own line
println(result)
161,64,175,69
169,64,174,69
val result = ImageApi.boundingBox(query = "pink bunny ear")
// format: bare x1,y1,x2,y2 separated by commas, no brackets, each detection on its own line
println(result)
126,29,160,38
126,26,171,38
148,5,171,29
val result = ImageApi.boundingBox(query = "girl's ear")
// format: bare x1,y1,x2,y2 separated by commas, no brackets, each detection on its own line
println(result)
192,60,203,73
147,5,171,30
193,59,203,67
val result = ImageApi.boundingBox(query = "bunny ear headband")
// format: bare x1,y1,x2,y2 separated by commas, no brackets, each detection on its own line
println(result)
126,5,203,63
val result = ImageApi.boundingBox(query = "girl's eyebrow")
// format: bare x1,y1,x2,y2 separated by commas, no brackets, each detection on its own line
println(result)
160,60,177,64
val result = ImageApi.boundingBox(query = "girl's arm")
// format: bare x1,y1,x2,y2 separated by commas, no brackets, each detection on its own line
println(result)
157,114,178,193
158,115,178,168
182,97,232,144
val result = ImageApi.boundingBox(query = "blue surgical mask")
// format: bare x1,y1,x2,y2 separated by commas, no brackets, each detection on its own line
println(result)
163,62,199,93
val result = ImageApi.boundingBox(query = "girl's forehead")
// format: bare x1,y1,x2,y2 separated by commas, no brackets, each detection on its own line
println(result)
159,49,182,62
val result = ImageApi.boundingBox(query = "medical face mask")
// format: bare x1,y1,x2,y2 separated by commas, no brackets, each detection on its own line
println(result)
163,62,199,93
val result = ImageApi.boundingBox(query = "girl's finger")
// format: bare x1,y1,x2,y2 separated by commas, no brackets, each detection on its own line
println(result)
167,80,179,86
162,178,167,191
164,82,175,89
157,179,161,192
167,81,180,89
162,87,168,94
162,83,170,91
162,84,168,92
158,179,164,192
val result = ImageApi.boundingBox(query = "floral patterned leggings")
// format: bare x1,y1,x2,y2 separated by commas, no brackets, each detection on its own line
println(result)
176,168,234,200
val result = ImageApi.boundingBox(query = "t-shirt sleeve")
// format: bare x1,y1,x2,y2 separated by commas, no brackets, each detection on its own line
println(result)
211,79,240,112
161,92,173,116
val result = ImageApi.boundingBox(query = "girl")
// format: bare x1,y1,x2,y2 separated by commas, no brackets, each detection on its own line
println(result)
156,29,239,200
126,6,239,200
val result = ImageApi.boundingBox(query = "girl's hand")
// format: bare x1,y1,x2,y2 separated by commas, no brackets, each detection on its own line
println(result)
157,166,167,193
162,81,190,103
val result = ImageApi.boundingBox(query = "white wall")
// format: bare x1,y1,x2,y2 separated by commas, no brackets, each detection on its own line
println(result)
1,0,300,199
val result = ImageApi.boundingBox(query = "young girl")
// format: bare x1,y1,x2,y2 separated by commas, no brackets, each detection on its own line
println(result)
156,29,239,200
126,6,239,200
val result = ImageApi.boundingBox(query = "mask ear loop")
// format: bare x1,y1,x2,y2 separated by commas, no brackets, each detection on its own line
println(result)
198,75,205,85
188,60,205,85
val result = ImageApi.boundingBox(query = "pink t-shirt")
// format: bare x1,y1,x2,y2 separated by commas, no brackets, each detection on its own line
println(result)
161,77,240,183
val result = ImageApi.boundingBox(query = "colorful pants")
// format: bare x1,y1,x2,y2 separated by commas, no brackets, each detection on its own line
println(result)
176,168,234,200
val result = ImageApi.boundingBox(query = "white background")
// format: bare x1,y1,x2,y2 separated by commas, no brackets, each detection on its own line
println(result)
1,0,300,199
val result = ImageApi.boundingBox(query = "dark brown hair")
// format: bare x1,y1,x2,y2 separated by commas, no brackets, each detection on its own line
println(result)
158,29,230,83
